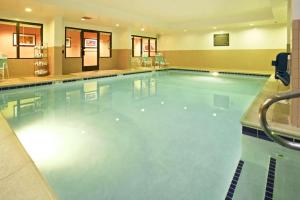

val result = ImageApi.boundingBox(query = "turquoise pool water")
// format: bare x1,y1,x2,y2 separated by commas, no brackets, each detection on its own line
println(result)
0,71,267,200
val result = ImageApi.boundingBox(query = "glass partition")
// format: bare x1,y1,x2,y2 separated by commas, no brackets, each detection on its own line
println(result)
0,21,17,58
132,36,157,57
19,23,42,58
83,31,98,68
142,38,149,57
0,19,43,59
100,32,111,58
65,28,81,58
150,39,157,57
133,37,142,57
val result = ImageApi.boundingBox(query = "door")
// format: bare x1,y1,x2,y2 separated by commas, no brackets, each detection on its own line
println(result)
82,31,99,71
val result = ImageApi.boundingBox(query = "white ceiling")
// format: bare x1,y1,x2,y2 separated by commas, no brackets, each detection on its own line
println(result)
0,0,288,33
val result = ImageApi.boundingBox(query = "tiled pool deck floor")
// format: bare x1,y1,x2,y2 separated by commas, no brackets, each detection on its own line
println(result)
241,75,300,139
0,66,299,199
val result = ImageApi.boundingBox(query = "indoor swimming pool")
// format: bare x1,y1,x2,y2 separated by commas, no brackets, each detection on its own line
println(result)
0,70,267,200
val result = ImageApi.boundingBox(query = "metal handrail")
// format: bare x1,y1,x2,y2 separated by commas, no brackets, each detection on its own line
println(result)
259,90,300,151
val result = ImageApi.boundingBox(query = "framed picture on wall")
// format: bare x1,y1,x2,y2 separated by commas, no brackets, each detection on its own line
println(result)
84,39,97,48
214,33,229,46
144,44,149,52
66,37,71,48
13,33,36,46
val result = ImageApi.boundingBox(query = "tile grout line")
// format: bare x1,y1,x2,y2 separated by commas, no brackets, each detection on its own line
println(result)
225,160,245,200
264,157,277,200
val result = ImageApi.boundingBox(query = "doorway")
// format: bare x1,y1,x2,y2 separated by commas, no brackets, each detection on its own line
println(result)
82,31,99,71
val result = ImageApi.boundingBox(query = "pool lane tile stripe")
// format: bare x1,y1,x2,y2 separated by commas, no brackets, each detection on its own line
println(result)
225,160,245,200
264,158,276,200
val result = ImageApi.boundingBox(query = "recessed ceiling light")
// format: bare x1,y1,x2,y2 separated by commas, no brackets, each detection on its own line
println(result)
25,8,32,12
249,23,254,26
213,27,217,30
141,28,145,31
81,18,86,21
115,24,120,27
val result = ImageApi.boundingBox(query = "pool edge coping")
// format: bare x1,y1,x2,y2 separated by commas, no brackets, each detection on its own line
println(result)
0,112,58,200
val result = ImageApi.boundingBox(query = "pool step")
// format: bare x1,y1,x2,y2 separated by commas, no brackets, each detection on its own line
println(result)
272,157,300,200
225,158,278,200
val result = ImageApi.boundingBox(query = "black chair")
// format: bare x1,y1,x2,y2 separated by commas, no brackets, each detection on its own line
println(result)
271,52,290,86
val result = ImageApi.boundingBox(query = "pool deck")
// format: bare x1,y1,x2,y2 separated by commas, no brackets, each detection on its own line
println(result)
241,75,300,139
0,66,298,199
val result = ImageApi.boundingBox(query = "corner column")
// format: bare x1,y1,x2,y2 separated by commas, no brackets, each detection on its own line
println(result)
291,0,300,126
48,17,64,75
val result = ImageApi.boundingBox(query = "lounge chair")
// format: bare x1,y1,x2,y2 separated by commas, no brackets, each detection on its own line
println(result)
142,56,152,67
155,53,169,67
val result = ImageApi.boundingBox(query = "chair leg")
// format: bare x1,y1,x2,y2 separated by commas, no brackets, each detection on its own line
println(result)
6,66,9,78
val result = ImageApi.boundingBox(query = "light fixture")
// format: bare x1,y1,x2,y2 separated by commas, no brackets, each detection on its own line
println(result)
161,101,165,105
141,28,145,32
184,106,187,110
211,71,219,76
81,16,92,21
115,24,120,27
25,8,32,12
249,23,254,26
213,27,217,30
213,113,217,117
141,108,145,112
115,118,120,122
184,29,188,32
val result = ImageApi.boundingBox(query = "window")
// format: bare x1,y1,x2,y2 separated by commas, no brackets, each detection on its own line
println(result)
65,28,112,58
0,19,42,59
133,37,142,57
132,36,157,57
100,32,112,58
150,39,157,57
0,21,17,58
65,28,81,58
19,23,42,58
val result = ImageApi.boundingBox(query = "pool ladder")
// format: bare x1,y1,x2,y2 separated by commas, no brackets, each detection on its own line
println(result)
259,90,300,151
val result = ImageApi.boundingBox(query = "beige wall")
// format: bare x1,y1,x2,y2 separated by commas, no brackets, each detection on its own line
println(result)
62,49,131,74
162,49,284,73
158,25,287,72
159,25,286,50
7,59,35,77
48,46,63,75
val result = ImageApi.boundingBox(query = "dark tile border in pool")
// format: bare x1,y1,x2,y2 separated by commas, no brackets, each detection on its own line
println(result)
0,81,53,91
225,160,245,200
169,68,271,77
242,126,299,143
264,157,276,200
0,69,270,91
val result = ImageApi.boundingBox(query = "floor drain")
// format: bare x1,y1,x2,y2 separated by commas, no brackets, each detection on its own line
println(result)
276,154,284,158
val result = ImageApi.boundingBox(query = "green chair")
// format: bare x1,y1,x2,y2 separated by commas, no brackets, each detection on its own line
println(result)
0,55,9,80
155,53,168,67
142,56,153,67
